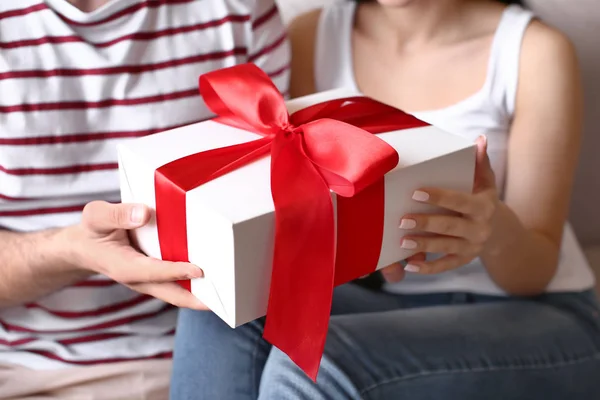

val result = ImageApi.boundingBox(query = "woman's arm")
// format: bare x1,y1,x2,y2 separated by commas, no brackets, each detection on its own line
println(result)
288,12,581,296
480,22,583,295
391,22,583,295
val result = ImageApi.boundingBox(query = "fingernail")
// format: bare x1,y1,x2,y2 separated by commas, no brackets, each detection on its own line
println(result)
412,190,429,202
401,239,417,250
188,266,204,279
405,264,421,273
130,206,146,224
399,219,417,229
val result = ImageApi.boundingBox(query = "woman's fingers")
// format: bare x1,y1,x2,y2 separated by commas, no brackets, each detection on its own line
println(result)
473,135,497,192
412,188,495,220
410,137,498,220
389,136,498,277
380,262,406,283
381,253,427,283
406,252,427,264
400,235,481,257
405,254,472,275
400,214,491,244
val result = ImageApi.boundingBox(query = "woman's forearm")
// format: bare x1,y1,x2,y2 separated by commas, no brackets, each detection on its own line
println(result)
481,201,560,296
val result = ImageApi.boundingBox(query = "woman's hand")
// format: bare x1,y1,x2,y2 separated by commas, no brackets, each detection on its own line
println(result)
382,136,498,282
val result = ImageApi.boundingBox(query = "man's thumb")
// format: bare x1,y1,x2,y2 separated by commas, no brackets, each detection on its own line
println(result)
82,201,150,233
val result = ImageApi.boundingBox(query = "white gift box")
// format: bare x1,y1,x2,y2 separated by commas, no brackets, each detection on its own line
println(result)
118,88,476,328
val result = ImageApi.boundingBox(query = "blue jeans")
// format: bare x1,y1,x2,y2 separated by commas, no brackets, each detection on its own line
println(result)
170,284,600,399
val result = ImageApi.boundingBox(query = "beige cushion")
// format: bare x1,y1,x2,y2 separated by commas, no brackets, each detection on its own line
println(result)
276,0,331,23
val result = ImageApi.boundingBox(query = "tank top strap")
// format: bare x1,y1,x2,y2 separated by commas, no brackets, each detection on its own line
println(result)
314,1,357,92
486,5,535,116
315,2,535,117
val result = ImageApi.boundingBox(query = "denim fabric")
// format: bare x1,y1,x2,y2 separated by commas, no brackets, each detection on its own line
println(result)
170,284,600,400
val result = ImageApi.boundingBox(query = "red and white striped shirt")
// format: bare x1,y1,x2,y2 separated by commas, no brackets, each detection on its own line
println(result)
0,0,289,369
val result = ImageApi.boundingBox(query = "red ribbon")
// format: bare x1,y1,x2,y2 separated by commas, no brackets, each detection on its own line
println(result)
154,64,428,380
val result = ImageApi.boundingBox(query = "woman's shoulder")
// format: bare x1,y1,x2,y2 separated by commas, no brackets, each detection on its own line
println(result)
522,19,577,67
517,18,579,110
479,2,577,72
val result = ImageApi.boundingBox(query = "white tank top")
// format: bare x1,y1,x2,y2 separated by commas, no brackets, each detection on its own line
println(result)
315,2,595,295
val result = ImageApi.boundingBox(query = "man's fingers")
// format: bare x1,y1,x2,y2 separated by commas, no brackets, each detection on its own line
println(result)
138,257,204,283
82,201,150,233
131,282,209,310
78,201,206,289
104,249,204,284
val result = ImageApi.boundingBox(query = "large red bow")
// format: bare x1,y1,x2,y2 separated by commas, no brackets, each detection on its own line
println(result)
154,64,428,380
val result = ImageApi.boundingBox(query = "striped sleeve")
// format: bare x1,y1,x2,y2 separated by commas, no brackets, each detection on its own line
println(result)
248,0,290,96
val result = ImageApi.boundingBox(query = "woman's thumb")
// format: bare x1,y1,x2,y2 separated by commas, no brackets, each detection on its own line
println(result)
474,135,495,190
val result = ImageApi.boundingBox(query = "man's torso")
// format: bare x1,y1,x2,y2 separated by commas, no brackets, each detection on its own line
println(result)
0,0,289,369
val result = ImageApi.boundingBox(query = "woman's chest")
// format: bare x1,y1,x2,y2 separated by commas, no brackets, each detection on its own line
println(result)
352,34,494,115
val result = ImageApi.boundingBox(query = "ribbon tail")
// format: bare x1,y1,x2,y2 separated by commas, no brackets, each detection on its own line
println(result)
263,133,336,382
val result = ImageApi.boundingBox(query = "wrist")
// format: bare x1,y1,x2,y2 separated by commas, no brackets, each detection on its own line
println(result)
482,202,522,258
51,226,94,277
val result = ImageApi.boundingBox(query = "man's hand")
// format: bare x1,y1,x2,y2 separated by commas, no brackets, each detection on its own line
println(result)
63,201,209,310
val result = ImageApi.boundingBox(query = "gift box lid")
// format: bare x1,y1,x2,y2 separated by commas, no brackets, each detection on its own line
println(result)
118,88,474,226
